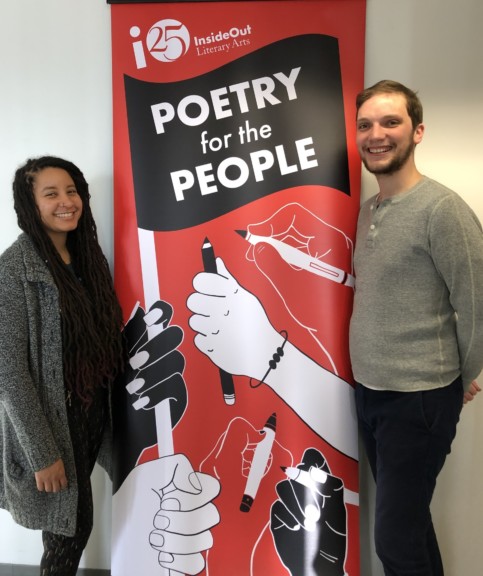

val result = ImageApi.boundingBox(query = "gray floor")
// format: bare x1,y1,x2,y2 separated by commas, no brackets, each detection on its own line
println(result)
0,565,109,576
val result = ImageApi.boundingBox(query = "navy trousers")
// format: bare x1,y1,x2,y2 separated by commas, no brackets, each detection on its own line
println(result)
355,377,463,576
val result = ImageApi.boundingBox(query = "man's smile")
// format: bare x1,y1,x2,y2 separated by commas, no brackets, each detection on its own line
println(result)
367,146,393,154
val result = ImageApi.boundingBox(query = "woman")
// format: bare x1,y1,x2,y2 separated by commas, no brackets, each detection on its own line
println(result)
0,156,125,574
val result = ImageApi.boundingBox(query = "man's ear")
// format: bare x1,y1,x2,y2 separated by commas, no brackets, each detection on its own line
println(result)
414,123,425,145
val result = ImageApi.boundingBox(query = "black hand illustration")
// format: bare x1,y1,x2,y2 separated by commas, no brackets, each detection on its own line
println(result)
112,300,187,492
271,448,347,576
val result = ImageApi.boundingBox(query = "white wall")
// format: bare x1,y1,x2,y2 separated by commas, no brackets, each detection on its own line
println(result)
0,0,482,573
360,1,483,574
0,0,114,570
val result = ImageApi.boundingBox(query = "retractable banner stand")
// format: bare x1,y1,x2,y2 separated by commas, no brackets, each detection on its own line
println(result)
108,1,365,574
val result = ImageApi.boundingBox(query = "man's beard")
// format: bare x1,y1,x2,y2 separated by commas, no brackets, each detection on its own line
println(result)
362,141,415,176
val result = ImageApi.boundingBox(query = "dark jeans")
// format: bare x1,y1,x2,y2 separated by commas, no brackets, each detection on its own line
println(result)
355,378,463,576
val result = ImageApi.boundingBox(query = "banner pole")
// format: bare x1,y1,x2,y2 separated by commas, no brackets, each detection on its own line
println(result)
138,227,175,457
138,227,176,576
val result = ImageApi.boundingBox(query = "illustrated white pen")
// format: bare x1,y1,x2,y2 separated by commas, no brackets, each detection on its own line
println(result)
240,412,277,512
282,466,360,506
236,229,354,287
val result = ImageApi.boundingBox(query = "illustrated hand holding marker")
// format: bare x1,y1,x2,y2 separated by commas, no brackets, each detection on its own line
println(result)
240,202,354,285
236,229,354,287
271,447,359,576
280,465,329,532
236,202,355,377
188,251,283,382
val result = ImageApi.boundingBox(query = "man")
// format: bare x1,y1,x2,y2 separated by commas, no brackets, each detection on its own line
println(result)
349,79,483,575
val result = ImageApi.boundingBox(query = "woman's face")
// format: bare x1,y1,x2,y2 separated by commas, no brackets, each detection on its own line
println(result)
32,167,83,242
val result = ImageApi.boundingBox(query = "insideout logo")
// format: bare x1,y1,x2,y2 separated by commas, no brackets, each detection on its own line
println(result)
130,19,190,68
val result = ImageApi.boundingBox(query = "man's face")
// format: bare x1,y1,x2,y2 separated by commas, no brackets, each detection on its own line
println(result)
356,92,423,175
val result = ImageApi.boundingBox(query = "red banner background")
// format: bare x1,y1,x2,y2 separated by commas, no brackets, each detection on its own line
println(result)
111,2,365,575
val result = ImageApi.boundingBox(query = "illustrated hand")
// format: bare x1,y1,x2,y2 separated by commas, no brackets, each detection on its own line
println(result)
243,202,354,374
112,300,187,492
187,257,284,381
124,301,186,417
35,458,68,493
200,416,292,576
270,448,347,576
464,380,481,404
112,454,221,576
201,415,292,509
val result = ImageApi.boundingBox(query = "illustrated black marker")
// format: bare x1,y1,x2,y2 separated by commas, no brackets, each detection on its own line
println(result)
201,237,236,405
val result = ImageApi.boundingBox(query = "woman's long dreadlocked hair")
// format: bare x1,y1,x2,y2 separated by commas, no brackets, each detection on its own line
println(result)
13,156,125,405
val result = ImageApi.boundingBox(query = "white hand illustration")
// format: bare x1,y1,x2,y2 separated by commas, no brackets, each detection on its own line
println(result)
112,454,220,575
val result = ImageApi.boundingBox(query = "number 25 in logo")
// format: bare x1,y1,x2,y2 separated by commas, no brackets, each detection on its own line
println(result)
131,19,191,68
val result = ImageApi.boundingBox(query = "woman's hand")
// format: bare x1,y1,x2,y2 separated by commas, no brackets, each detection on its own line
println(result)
35,458,68,492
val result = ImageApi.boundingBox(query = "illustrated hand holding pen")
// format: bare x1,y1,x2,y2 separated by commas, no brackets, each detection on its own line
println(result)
187,257,283,382
239,202,355,376
112,453,221,576
112,300,188,492
200,415,292,576
270,447,348,576
242,202,354,284
188,257,358,460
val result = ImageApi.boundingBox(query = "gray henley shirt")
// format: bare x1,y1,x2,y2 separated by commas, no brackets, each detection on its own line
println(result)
349,177,483,392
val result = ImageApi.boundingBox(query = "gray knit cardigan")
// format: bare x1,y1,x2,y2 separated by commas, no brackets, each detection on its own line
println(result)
0,233,111,537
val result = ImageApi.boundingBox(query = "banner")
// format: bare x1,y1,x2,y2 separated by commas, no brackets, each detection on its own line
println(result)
110,2,365,574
